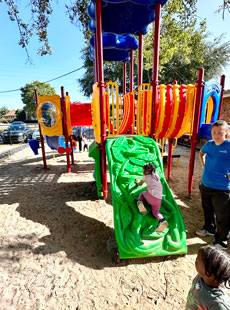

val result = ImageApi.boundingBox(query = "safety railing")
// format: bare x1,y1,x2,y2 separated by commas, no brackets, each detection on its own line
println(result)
91,81,197,143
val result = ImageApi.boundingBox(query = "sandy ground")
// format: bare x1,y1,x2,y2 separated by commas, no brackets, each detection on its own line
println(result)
0,143,223,310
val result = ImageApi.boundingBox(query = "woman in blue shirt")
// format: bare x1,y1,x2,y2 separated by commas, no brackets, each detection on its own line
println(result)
196,120,230,250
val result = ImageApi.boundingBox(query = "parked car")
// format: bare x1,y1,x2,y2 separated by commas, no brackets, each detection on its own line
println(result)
1,123,33,144
11,121,25,125
0,131,3,144
32,129,41,141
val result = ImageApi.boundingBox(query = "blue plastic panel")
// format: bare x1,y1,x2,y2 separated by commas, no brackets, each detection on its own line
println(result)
198,79,222,139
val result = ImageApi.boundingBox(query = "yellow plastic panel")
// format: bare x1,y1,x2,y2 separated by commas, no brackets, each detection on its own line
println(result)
176,84,195,138
91,83,101,143
37,95,63,136
137,83,152,136
105,81,120,136
65,96,73,136
155,84,166,138
165,84,180,138
205,96,214,124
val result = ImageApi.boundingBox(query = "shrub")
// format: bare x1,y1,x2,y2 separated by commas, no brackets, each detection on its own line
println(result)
0,118,9,124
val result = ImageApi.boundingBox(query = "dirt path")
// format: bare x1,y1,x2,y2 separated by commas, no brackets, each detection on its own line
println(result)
0,145,219,310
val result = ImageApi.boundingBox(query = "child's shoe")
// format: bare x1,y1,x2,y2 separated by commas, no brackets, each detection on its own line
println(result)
137,201,147,214
156,218,168,232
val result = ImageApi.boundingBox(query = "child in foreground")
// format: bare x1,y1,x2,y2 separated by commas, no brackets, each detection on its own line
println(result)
135,162,168,232
186,245,230,310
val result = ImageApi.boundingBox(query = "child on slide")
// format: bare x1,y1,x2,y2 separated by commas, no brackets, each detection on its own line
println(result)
135,162,168,232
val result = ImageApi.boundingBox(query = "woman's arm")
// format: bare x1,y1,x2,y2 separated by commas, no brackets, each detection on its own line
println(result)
199,151,205,169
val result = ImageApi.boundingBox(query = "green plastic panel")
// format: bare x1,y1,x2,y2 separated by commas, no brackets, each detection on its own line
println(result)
105,136,187,259
89,140,103,198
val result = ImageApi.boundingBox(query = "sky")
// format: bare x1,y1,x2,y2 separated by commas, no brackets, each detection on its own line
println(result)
0,0,230,111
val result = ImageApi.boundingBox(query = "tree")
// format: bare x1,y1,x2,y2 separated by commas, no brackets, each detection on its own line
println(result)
1,0,52,60
216,0,230,18
16,109,26,121
0,106,10,117
66,0,91,42
20,81,56,117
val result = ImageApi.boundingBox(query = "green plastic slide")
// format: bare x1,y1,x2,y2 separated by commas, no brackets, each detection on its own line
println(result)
105,136,187,259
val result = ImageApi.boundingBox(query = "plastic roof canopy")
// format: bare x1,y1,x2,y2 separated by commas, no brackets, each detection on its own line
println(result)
88,0,168,35
89,33,138,62
90,33,138,50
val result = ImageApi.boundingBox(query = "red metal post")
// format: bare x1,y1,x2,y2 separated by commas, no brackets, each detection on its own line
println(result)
150,2,161,138
95,0,107,199
130,49,134,92
167,139,173,179
61,86,71,173
66,91,74,164
123,61,126,95
94,32,99,83
93,60,97,83
187,68,205,196
34,90,47,169
218,75,225,120
70,135,74,165
138,33,143,86
167,80,177,178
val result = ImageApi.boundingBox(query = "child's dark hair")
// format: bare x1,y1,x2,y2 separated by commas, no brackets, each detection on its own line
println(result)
199,245,230,288
143,162,156,174
212,120,230,139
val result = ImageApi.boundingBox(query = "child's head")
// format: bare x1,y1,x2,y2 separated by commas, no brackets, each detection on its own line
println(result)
143,162,156,175
196,245,230,288
211,120,230,145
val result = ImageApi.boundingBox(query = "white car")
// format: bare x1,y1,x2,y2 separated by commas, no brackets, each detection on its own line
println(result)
32,129,41,141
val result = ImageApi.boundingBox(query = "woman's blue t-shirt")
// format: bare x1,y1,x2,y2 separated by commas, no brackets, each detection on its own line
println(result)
201,139,230,190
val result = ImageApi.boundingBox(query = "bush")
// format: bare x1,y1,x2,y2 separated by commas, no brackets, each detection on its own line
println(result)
0,118,9,123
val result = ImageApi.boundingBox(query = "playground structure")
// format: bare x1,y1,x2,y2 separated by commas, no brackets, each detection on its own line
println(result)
31,89,92,172
87,0,226,259
32,0,226,259
87,0,225,199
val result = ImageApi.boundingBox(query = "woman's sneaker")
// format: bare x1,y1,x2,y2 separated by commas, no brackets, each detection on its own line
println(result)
211,241,227,251
196,228,215,237
156,218,168,232
137,201,147,214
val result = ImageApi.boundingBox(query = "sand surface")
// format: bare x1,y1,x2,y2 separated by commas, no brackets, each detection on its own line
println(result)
0,143,223,310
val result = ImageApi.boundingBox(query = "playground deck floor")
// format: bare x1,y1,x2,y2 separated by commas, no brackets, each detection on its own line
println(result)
0,145,225,310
